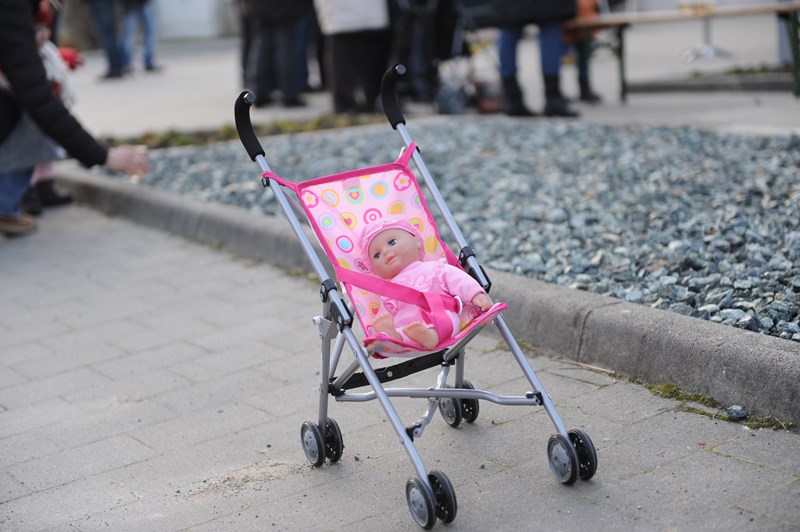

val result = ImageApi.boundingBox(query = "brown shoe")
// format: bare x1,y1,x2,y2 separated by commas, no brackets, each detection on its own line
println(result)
0,213,38,236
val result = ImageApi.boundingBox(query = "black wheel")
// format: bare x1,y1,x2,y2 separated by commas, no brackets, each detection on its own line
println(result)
405,477,436,530
324,418,344,463
300,421,325,467
438,386,463,428
459,379,480,423
547,434,579,485
429,470,457,524
569,429,598,481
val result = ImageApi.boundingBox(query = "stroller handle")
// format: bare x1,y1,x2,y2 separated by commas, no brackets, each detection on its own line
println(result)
381,64,407,130
234,91,265,162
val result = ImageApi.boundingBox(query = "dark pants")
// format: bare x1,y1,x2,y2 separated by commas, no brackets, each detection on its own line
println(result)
88,0,124,76
325,30,389,113
249,20,302,104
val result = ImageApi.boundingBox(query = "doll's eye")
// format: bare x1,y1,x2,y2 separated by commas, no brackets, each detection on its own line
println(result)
373,251,381,260
389,239,397,246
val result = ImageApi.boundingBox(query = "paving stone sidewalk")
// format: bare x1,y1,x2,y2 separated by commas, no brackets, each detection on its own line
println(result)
1,206,797,531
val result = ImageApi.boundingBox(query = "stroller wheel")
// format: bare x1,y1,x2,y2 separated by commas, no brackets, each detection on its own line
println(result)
405,477,436,530
438,386,463,428
547,434,579,485
569,429,598,481
300,421,325,467
324,417,344,463
459,380,480,423
429,470,457,524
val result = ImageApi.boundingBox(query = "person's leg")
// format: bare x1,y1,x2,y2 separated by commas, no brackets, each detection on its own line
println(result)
539,22,578,117
0,167,37,235
120,5,136,72
329,33,359,113
276,22,304,106
141,1,158,70
498,25,534,116
360,29,390,112
88,0,123,78
249,21,276,106
577,40,601,103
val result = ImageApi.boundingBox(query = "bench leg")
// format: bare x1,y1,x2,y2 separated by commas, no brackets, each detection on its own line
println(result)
787,12,800,98
612,25,628,103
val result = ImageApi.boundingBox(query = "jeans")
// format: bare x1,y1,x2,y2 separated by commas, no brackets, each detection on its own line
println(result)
0,167,34,218
498,22,563,79
121,1,157,70
88,0,124,76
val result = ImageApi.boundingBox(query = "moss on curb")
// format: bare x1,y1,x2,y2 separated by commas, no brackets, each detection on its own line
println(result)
641,380,795,432
101,114,385,149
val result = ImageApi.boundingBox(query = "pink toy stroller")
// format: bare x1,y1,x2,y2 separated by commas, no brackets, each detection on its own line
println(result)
234,65,597,529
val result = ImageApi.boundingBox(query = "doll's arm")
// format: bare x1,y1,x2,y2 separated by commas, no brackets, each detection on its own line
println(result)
471,292,492,312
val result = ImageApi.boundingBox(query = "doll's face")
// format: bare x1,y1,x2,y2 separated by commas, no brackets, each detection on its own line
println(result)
368,228,421,279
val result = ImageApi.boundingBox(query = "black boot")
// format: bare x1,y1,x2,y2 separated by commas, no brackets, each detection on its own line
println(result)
579,75,602,104
22,187,42,216
543,75,579,118
34,180,72,208
502,77,536,117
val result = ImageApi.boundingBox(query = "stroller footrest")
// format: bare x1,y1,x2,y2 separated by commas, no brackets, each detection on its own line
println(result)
332,350,449,392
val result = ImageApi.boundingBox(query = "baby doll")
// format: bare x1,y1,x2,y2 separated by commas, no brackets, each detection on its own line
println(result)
361,216,492,350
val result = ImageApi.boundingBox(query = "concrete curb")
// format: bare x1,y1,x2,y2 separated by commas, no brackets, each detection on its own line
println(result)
58,168,800,425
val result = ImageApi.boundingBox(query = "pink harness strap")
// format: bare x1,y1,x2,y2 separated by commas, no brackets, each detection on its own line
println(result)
336,267,460,340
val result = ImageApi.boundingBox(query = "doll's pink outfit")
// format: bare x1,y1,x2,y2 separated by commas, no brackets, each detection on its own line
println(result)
381,259,484,344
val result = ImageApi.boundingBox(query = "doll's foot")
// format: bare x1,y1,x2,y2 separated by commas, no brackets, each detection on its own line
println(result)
373,314,401,340
403,322,439,350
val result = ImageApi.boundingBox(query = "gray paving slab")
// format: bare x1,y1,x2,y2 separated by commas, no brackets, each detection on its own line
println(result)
1,206,798,532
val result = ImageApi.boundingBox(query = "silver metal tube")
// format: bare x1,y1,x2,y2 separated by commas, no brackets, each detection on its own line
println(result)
270,183,330,282
494,315,569,436
396,124,491,289
329,332,346,377
342,328,431,487
334,387,544,406
318,336,330,428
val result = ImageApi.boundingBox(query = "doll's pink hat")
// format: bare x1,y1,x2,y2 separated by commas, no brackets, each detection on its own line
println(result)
360,215,425,264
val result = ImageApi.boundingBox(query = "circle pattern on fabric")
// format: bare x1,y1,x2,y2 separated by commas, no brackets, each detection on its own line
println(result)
321,189,339,206
354,258,371,273
363,208,382,224
319,214,335,230
336,236,354,253
337,257,351,270
369,302,381,316
388,201,405,215
340,212,357,230
409,217,424,234
371,181,389,199
346,187,363,204
425,235,439,255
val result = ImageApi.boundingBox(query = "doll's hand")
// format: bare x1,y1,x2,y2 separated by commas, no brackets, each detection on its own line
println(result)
472,293,492,312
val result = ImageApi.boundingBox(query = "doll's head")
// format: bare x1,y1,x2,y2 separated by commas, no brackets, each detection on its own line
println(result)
361,216,425,279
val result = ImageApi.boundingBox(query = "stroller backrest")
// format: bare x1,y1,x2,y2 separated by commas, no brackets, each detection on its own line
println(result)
272,144,470,355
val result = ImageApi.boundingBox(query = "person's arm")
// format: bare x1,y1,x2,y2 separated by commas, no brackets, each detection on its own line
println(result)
0,0,148,176
0,0,107,167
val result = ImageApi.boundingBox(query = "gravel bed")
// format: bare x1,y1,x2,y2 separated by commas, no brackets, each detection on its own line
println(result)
105,117,800,342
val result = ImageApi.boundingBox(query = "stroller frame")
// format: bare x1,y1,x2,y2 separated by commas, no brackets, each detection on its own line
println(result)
234,65,597,529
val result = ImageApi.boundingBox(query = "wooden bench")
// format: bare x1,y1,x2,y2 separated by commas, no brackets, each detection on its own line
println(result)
563,2,800,101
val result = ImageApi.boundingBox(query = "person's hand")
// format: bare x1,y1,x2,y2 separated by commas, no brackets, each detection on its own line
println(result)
105,145,148,179
472,293,492,312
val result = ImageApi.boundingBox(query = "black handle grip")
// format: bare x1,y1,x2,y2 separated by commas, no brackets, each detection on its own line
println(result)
234,91,265,162
381,64,407,130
